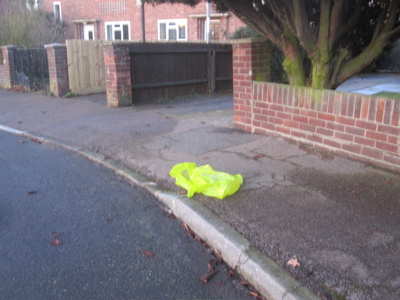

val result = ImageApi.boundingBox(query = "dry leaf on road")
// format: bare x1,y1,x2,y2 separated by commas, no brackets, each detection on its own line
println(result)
141,250,155,257
253,154,266,161
50,232,62,246
250,290,266,300
287,258,300,268
200,270,218,283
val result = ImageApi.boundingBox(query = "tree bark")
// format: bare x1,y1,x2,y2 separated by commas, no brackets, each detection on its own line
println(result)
281,36,306,86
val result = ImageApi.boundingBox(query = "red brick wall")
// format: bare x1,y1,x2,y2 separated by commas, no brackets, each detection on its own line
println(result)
40,0,244,41
233,39,400,172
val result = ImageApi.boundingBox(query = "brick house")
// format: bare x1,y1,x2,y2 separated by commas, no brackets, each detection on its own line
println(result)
39,0,245,42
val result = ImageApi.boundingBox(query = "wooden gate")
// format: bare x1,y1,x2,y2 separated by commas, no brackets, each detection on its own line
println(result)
66,40,106,94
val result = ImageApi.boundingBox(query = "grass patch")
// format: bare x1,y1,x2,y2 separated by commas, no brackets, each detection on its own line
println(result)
374,91,400,100
64,92,79,98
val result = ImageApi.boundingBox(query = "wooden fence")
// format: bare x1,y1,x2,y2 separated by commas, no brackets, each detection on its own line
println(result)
66,40,106,94
129,43,232,102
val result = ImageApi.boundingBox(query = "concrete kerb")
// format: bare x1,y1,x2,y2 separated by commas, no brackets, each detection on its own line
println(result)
0,126,319,300
0,125,25,135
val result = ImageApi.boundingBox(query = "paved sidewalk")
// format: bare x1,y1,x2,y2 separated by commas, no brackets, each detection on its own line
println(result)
336,73,400,95
0,88,399,300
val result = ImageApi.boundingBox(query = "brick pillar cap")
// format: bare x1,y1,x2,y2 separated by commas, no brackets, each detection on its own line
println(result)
44,43,66,48
230,37,269,44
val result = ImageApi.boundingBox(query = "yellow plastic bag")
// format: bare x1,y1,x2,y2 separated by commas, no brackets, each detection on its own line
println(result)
169,162,243,199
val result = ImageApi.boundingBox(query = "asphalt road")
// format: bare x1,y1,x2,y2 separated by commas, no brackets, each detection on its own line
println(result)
0,131,253,300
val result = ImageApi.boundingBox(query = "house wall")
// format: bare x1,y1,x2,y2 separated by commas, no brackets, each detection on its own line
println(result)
39,0,244,42
232,38,400,172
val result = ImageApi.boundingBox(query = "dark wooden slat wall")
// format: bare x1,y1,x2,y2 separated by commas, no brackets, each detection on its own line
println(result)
129,43,233,103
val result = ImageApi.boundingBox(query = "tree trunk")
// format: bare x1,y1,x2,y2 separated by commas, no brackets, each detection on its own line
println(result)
334,34,391,88
282,42,306,86
310,52,332,89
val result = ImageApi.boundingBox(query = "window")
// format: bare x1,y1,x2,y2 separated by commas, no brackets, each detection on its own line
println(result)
100,1,126,14
105,22,130,41
26,0,40,10
84,24,95,40
158,19,187,41
53,2,61,20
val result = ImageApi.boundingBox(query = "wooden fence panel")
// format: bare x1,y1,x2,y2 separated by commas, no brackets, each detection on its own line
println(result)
66,40,106,94
129,43,232,103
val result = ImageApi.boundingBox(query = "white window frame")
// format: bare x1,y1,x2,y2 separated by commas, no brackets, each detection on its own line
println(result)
84,24,95,40
105,21,130,41
158,19,188,41
26,0,39,10
53,1,62,20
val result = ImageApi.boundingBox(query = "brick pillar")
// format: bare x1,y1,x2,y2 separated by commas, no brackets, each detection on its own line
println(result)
232,38,270,101
0,45,19,89
104,43,132,107
45,43,70,97
232,38,270,131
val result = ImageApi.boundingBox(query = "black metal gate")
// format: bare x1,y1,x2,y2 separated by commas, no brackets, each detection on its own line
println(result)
13,47,49,91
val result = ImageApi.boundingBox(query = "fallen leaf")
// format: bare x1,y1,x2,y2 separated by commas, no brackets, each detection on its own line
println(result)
165,211,176,219
202,157,209,159
239,281,250,286
200,270,218,283
18,121,23,124
207,262,214,272
214,249,224,264
19,140,25,144
287,258,300,268
253,154,266,161
106,218,113,222
182,223,196,237
50,232,62,246
216,281,225,285
195,235,203,244
227,270,235,276
31,139,42,144
249,290,265,299
27,190,37,195
141,250,155,257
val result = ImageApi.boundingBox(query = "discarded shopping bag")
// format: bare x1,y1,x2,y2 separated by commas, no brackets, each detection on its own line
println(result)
169,162,243,199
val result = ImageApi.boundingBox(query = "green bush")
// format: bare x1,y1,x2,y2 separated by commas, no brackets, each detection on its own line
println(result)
0,2,65,48
230,26,261,39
